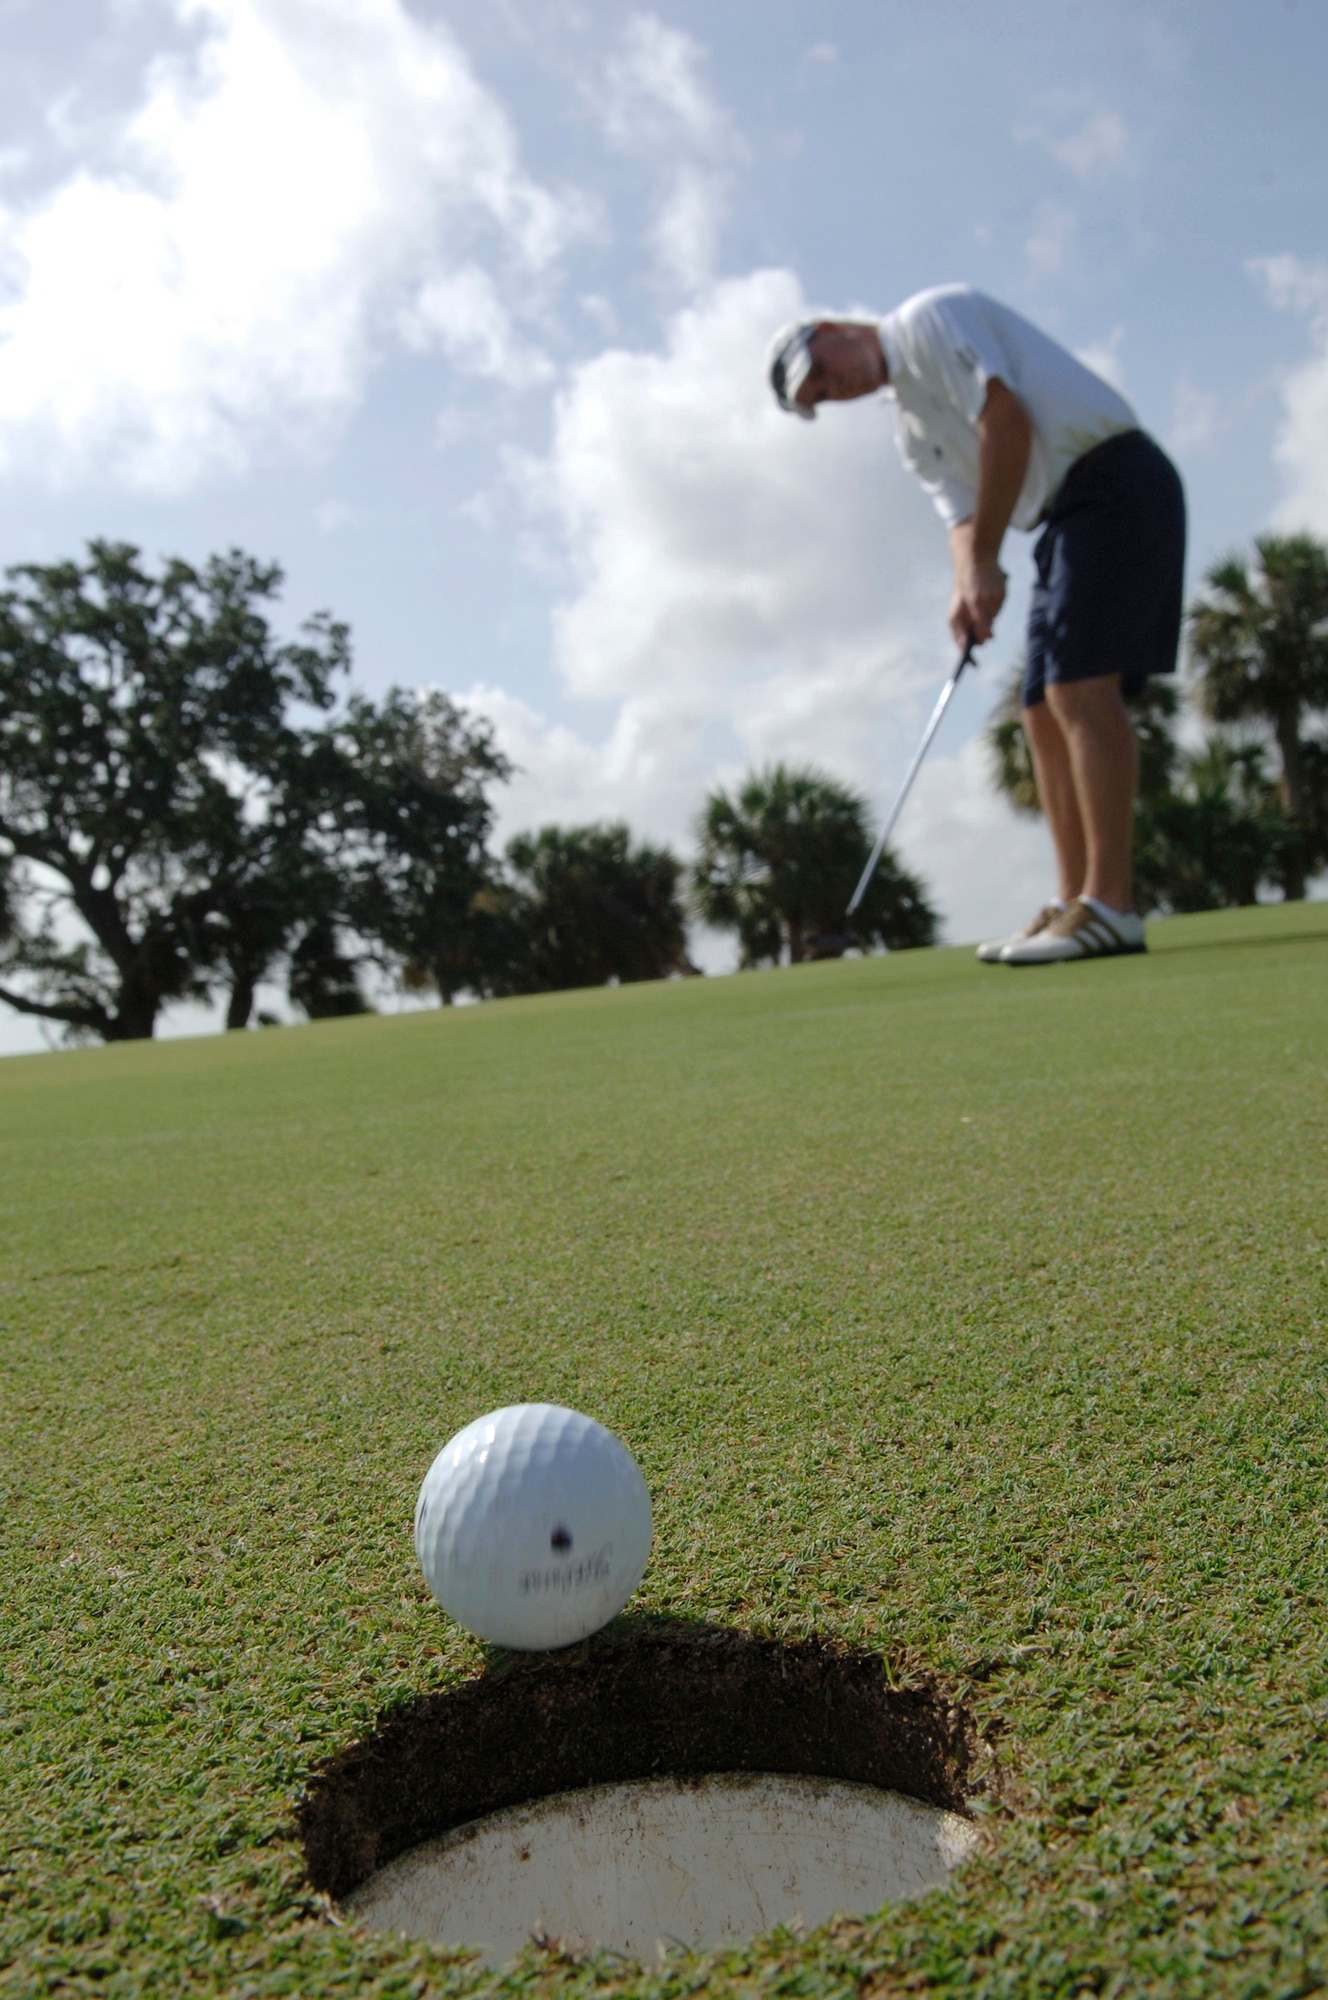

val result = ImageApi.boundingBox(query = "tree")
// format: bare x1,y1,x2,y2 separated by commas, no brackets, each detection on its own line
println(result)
1132,740,1294,916
325,688,514,1005
0,541,347,1040
1303,737,1328,875
494,823,691,993
0,547,532,1036
1188,533,1328,899
983,661,1296,915
693,764,937,967
287,918,372,1019
181,730,355,1030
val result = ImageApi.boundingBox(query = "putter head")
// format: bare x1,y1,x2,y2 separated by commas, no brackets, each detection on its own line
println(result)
803,930,858,960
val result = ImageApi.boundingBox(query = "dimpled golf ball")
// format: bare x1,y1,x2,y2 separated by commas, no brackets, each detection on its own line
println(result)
414,1404,653,1650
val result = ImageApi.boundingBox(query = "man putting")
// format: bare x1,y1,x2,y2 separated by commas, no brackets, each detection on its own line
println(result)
767,288,1185,964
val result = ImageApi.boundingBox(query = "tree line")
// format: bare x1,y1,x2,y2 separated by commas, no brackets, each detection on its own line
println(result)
0,542,933,1043
987,533,1328,910
3,533,1324,1044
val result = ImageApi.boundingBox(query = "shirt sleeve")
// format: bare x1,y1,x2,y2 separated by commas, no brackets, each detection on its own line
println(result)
919,472,978,531
892,402,977,528
908,291,1016,428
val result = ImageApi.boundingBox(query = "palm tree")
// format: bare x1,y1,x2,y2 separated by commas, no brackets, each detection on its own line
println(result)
1132,741,1292,916
500,823,691,991
1188,533,1328,899
693,764,937,966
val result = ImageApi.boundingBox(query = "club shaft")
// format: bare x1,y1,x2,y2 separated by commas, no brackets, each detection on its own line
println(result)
846,642,975,918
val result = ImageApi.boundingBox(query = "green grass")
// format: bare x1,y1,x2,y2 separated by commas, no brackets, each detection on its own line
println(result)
3,900,1327,1999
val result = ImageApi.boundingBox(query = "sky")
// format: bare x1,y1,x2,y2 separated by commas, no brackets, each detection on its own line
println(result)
1,0,1326,1052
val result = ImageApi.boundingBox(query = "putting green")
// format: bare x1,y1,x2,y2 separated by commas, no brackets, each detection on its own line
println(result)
3,900,1326,1997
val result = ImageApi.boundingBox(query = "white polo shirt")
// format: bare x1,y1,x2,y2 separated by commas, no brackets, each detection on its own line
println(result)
877,285,1138,532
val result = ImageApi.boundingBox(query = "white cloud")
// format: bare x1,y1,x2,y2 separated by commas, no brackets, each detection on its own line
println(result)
1025,202,1075,278
592,14,738,295
1248,254,1328,533
454,488,497,531
473,268,1045,946
1168,374,1222,456
397,265,553,386
1075,327,1127,391
525,270,944,706
0,0,586,491
599,15,727,154
315,498,354,532
578,292,619,338
651,163,726,295
1250,253,1328,318
458,682,612,838
1018,96,1135,179
1052,108,1132,178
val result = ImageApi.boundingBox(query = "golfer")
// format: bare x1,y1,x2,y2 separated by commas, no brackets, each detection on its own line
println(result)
767,288,1186,963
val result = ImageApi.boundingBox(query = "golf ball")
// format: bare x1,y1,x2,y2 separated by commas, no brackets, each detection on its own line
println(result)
414,1404,653,1650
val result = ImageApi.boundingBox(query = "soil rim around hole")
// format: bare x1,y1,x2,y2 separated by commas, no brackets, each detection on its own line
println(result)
297,1623,1001,1902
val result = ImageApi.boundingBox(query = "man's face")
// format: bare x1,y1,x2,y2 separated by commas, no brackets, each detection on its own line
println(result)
794,322,886,413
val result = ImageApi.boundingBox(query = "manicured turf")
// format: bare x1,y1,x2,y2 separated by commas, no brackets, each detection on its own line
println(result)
3,900,1327,1999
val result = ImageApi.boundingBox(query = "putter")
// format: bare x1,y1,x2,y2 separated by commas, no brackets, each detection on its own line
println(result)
806,636,977,956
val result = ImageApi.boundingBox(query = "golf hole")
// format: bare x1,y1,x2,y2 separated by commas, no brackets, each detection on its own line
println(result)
299,1626,994,1965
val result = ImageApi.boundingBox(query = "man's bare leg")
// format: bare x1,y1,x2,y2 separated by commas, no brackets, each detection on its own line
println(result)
1044,674,1138,912
1021,697,1087,904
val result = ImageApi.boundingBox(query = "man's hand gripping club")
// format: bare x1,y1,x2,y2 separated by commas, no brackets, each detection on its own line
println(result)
947,377,1032,649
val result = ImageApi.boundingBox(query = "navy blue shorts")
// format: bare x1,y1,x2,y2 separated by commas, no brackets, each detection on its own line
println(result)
1023,429,1186,707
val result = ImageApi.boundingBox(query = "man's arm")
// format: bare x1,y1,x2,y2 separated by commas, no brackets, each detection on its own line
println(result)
948,378,1032,648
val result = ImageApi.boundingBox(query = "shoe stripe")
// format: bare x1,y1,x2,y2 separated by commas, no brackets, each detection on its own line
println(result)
1075,915,1137,956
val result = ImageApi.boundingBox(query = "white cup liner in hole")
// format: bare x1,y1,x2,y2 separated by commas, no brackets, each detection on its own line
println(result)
346,1770,980,1964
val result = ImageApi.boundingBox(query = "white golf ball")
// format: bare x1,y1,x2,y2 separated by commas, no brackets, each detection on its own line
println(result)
413,1404,653,1650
